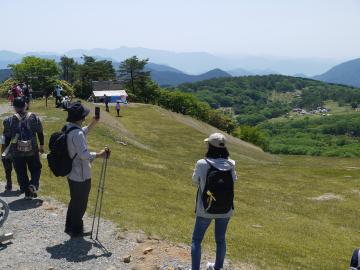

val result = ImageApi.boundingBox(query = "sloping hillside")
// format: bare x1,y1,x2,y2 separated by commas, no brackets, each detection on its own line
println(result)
4,101,360,269
314,58,360,87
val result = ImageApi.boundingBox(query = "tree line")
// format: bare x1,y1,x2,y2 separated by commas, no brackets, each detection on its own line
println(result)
0,55,236,134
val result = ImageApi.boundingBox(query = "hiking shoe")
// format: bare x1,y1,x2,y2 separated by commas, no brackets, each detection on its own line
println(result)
24,190,32,200
5,182,12,191
28,185,38,198
207,263,221,270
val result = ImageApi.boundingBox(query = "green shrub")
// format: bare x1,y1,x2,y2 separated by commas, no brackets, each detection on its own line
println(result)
0,78,17,98
233,125,269,150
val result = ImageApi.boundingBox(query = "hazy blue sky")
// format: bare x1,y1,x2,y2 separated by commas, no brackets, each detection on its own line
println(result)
1,0,359,59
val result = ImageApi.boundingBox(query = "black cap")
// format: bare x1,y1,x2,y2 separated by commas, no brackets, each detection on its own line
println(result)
66,102,90,122
13,97,26,108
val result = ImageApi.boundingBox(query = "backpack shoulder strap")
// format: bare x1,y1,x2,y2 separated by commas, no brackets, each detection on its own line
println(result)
14,113,22,121
25,112,32,120
65,126,81,135
204,158,212,167
225,160,234,168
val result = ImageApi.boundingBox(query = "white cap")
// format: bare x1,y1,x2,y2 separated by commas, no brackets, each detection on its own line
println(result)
204,133,227,148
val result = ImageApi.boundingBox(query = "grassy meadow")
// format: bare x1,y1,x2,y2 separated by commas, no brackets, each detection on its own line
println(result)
1,100,360,269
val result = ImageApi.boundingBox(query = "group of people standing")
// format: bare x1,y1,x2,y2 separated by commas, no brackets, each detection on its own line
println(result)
1,93,236,269
1,96,108,237
1,97,43,197
8,82,32,109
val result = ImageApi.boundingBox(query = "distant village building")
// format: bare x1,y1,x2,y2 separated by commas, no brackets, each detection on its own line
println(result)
292,106,330,115
92,81,128,103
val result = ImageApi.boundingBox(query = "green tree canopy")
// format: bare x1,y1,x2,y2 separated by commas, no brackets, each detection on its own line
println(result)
10,56,60,98
74,55,116,98
59,56,77,83
119,56,155,102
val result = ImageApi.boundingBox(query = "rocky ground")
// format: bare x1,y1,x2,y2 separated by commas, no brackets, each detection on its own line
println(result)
0,183,251,270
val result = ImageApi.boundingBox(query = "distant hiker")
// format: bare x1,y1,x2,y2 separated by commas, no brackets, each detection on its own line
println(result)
3,97,44,199
61,96,70,109
11,83,22,99
115,101,120,117
22,83,31,109
191,133,237,270
16,84,23,96
54,85,63,107
104,94,109,112
1,129,13,191
7,88,14,105
21,82,28,95
64,102,110,237
28,84,33,100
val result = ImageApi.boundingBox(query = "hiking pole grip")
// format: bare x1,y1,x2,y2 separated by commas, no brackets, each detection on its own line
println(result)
104,146,110,159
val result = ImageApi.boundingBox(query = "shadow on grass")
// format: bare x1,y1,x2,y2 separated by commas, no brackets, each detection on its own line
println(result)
46,238,111,262
8,198,43,211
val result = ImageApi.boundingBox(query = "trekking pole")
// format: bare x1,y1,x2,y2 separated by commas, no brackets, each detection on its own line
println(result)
90,152,106,239
95,153,109,240
91,147,110,240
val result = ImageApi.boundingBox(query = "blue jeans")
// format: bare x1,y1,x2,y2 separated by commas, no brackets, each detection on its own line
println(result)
13,154,42,191
191,216,230,270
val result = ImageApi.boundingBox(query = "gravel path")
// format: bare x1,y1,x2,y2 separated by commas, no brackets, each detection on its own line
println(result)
0,183,138,270
0,183,253,270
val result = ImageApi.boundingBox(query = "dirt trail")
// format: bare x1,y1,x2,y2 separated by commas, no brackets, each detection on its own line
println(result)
0,183,253,270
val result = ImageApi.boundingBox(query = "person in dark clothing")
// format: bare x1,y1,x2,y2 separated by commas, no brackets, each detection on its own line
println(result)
104,94,109,112
64,102,110,237
54,85,63,107
1,132,13,191
115,101,120,117
22,82,30,109
3,97,44,199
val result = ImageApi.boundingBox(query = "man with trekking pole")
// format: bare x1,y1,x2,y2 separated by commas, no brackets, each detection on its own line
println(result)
63,102,110,238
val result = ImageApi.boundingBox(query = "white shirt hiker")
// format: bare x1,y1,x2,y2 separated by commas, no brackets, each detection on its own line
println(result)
66,123,96,182
192,158,237,219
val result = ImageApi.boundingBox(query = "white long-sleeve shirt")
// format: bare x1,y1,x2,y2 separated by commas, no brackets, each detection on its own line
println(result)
192,158,237,219
66,123,96,182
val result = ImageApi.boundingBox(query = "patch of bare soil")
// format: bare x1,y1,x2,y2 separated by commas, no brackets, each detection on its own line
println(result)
310,193,344,201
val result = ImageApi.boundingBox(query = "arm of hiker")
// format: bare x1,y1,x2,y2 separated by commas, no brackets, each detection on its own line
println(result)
192,161,202,185
37,133,45,153
83,117,99,134
230,160,237,182
96,148,110,158
36,116,45,153
2,119,11,153
73,131,97,161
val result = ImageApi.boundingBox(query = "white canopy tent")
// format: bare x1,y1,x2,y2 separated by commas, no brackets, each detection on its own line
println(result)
93,90,128,103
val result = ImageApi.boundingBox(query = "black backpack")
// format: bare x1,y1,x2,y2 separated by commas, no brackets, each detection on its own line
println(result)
350,249,360,270
201,159,234,214
47,126,80,177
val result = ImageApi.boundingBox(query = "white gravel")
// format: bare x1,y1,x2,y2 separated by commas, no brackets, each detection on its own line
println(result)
0,183,139,270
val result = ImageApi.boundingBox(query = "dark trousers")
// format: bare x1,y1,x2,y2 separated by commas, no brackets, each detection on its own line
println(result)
55,96,62,107
2,158,13,182
66,179,91,234
116,109,120,117
13,154,42,192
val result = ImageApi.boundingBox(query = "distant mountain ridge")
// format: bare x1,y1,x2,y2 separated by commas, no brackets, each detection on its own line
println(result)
0,48,338,75
147,67,231,86
314,58,360,87
0,69,11,82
